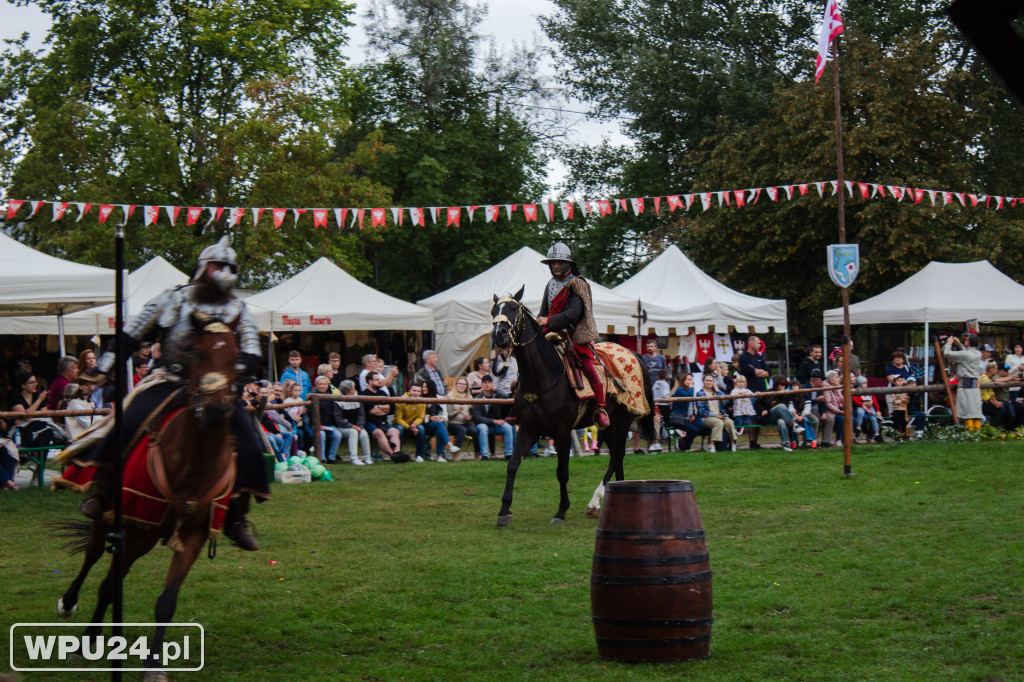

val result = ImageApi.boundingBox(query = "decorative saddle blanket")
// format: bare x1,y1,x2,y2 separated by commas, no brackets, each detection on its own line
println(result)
54,409,235,541
558,341,650,416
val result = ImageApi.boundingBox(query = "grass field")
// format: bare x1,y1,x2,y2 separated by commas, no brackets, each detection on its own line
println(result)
2,440,1023,681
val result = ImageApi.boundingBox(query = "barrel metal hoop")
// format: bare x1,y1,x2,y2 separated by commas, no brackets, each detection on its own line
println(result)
592,616,715,628
591,570,713,585
607,481,694,493
596,635,711,647
593,552,709,567
596,529,706,540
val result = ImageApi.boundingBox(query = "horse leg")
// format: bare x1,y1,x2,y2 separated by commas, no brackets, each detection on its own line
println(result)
58,520,106,619
586,416,626,517
551,431,572,524
82,529,159,640
497,425,537,527
146,530,206,682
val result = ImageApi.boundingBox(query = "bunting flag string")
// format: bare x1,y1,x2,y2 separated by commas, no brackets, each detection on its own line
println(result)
3,179,1023,231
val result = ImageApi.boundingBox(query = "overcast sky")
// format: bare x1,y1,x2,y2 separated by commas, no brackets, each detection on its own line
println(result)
0,0,631,193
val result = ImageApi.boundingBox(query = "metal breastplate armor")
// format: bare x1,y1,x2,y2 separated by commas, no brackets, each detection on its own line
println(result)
97,284,260,377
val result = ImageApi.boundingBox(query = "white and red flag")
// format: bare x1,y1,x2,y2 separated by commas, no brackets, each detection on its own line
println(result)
814,0,844,84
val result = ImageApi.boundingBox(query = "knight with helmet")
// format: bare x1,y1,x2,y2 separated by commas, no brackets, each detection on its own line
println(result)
73,236,269,550
535,242,610,428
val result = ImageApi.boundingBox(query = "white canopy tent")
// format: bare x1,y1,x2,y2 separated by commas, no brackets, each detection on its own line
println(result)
822,260,1024,399
417,246,666,376
613,245,789,335
245,257,434,332
0,256,188,337
0,231,118,353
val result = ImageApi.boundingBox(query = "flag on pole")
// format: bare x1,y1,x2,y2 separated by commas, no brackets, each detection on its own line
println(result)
814,0,844,84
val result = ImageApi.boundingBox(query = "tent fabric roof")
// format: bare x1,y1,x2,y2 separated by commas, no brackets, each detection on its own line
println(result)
0,232,116,316
823,260,1024,325
613,245,788,334
417,246,667,375
0,256,188,335
244,257,434,332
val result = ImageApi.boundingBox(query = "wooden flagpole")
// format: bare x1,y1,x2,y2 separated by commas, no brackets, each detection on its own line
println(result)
831,37,854,476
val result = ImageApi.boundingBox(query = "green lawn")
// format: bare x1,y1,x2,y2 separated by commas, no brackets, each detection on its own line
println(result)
2,440,1022,681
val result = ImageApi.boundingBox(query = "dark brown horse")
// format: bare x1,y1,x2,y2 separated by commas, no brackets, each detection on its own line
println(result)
56,313,240,681
490,287,654,527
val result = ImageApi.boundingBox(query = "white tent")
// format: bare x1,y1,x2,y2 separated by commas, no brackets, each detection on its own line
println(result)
0,231,115,316
613,245,788,334
822,260,1024,407
417,246,660,376
245,257,434,332
823,260,1024,325
0,256,188,336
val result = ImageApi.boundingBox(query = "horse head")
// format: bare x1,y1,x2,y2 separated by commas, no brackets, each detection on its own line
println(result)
491,285,526,350
189,311,240,428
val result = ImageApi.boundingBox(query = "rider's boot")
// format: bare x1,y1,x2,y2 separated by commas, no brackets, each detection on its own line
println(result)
580,357,611,429
79,466,115,520
223,492,259,551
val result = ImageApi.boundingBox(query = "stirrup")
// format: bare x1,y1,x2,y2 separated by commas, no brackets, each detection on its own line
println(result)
594,408,611,429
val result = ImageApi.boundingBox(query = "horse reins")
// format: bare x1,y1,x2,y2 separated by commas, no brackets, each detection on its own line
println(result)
492,296,567,402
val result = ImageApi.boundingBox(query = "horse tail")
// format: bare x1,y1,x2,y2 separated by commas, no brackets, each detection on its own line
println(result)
635,352,656,442
48,519,95,555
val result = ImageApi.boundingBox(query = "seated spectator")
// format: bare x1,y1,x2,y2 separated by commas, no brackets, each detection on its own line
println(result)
313,375,346,463
1004,342,1024,403
280,350,312,399
62,383,97,440
446,377,477,456
471,375,514,459
1,438,18,490
466,357,491,397
421,379,460,461
713,360,734,394
394,382,430,461
885,350,913,384
904,375,926,437
337,380,372,465
981,361,1017,430
256,383,292,462
328,352,345,389
668,373,700,452
796,344,824,386
357,353,379,391
8,371,48,427
853,376,883,442
77,349,104,409
316,364,341,394
413,350,448,398
132,353,150,386
360,371,402,460
373,357,401,396
47,356,79,410
765,376,809,452
820,370,846,446
802,369,828,446
694,373,736,453
492,348,518,397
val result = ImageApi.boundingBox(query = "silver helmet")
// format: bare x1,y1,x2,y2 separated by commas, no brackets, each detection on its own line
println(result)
192,236,239,290
540,241,575,265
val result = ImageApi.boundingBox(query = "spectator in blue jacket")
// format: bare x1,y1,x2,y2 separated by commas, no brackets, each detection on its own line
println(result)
279,350,312,400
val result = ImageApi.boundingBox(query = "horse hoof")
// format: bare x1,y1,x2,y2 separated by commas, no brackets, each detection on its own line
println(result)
144,671,169,682
550,517,565,525
584,506,600,519
57,597,77,618
496,514,514,527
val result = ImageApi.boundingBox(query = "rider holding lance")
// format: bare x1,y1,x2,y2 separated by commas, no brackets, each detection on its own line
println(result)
76,237,268,550
534,243,611,429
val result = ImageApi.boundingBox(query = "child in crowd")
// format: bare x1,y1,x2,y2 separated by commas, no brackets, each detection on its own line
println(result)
729,375,756,435
580,425,599,452
890,375,909,438
649,368,671,452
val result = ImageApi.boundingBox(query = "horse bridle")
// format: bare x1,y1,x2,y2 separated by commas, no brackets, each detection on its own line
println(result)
492,296,538,349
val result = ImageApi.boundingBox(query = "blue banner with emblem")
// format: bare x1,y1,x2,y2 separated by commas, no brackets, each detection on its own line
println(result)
827,244,859,288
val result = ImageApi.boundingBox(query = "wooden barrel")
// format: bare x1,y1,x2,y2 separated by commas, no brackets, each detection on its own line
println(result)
591,479,712,662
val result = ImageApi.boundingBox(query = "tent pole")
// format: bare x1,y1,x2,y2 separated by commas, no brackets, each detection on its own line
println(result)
822,324,828,373
268,332,275,382
57,311,66,356
784,330,790,377
924,321,930,413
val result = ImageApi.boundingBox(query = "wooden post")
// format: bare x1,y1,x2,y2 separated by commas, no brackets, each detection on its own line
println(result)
841,339,853,476
933,341,958,424
310,394,323,461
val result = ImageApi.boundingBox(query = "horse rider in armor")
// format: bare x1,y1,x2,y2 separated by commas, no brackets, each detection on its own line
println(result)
78,236,269,550
535,242,611,429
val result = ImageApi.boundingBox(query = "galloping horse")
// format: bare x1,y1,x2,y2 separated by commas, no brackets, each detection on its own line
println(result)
55,313,240,681
490,287,654,527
